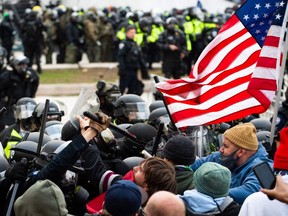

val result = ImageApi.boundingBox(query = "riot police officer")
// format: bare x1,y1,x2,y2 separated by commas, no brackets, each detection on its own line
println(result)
0,97,37,159
0,12,15,64
157,17,187,79
0,56,39,131
117,25,148,95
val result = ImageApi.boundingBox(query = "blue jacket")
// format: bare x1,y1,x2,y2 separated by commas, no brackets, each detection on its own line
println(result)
191,144,273,204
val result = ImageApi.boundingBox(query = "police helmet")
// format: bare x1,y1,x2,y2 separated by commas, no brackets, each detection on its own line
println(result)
153,89,163,101
45,120,64,140
109,123,132,139
71,12,79,22
119,8,128,18
96,80,121,116
126,11,138,22
189,7,204,21
148,107,169,128
139,17,151,32
51,9,59,20
121,123,157,158
56,4,67,16
61,120,79,141
10,55,29,73
149,100,165,113
36,140,66,167
0,154,9,172
218,122,231,133
113,94,150,123
14,97,37,121
166,17,178,25
24,8,32,16
26,132,52,147
153,16,163,26
256,130,272,155
250,118,272,132
86,11,97,22
10,141,38,162
32,101,64,122
123,156,145,170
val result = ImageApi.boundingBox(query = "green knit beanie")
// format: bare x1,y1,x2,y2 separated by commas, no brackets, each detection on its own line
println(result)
194,162,231,199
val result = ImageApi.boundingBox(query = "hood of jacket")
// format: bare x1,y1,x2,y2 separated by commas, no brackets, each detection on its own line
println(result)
14,179,69,216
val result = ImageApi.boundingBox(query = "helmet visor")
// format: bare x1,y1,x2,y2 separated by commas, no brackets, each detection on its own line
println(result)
15,103,36,119
123,102,149,121
45,124,63,140
106,92,121,105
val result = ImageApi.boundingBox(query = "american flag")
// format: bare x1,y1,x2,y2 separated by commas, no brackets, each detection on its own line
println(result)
156,0,288,128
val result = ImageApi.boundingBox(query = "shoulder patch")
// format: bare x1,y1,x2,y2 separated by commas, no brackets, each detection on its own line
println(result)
119,43,125,49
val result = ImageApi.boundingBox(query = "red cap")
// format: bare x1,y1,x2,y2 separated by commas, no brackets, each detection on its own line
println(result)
274,127,288,170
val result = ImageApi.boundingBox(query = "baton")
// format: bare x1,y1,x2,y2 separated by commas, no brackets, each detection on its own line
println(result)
5,158,27,216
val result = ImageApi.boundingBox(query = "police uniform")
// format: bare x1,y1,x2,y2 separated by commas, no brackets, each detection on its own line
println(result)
157,28,187,79
117,37,147,95
0,67,39,130
0,123,23,158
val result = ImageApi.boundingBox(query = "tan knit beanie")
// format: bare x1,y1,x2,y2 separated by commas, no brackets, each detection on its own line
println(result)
224,123,258,151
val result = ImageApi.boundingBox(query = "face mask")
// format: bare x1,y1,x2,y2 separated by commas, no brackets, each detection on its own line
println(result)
219,148,239,171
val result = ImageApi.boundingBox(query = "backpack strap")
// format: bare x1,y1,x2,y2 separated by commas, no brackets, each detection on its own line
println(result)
218,196,234,212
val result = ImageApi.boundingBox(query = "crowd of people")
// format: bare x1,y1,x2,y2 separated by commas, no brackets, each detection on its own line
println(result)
0,2,235,74
0,76,287,215
1,1,288,216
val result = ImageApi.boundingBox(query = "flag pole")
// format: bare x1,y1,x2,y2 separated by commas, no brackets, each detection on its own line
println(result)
270,4,288,145
154,76,181,133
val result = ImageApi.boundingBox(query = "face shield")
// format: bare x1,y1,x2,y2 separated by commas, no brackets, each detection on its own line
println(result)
186,126,211,157
14,103,36,120
69,87,100,130
45,123,63,140
122,102,149,122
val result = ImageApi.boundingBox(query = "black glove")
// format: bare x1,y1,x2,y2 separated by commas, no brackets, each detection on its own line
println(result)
5,161,28,182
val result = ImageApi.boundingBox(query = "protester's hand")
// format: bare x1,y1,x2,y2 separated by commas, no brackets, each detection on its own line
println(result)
169,44,178,51
261,175,288,204
89,112,111,135
77,115,90,133
5,160,27,182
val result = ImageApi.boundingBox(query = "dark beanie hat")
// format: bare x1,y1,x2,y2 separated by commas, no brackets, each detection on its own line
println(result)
105,180,142,216
162,134,196,165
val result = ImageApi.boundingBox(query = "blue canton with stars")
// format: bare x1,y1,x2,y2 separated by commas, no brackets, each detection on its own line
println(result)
236,0,287,47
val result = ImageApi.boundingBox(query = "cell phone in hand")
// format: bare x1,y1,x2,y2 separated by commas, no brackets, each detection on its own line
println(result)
253,162,276,200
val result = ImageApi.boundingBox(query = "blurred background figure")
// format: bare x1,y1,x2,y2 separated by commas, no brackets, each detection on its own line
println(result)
0,56,39,131
0,11,16,64
21,7,45,73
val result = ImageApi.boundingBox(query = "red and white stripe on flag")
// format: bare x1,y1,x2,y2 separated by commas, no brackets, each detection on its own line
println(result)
156,0,288,128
